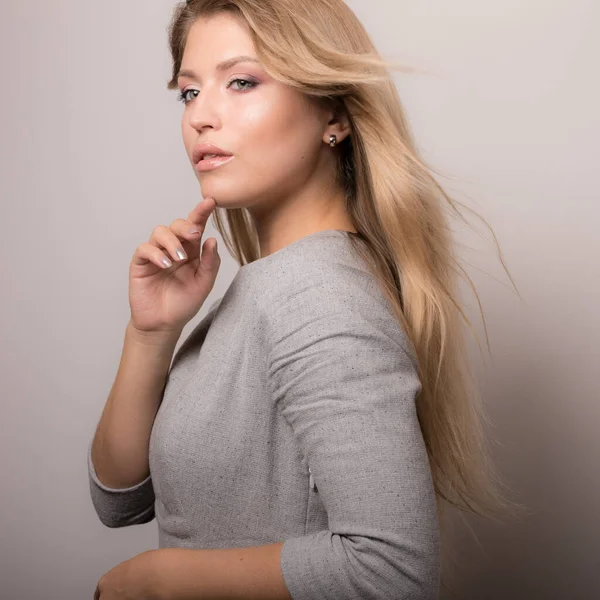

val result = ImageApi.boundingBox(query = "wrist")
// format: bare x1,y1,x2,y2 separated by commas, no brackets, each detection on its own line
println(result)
126,321,182,347
140,550,171,600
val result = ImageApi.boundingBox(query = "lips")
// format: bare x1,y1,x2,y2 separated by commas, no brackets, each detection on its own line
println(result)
195,154,235,172
192,143,233,165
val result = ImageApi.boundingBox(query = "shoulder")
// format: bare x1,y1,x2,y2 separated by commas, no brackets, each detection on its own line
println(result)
258,238,371,309
256,239,417,367
256,232,374,304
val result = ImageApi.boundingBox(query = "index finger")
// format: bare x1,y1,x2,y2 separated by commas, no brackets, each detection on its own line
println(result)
187,197,217,225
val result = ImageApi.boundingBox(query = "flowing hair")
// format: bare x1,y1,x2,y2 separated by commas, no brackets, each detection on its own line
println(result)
166,0,531,593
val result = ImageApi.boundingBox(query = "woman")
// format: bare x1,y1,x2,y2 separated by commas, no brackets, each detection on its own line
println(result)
89,1,527,598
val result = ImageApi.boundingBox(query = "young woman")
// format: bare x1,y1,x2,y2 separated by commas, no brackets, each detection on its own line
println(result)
89,1,527,598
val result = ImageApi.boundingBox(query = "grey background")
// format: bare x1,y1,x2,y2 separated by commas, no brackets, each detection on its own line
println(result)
1,1,598,598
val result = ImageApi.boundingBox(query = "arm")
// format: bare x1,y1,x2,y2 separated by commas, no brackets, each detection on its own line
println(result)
88,298,223,527
154,543,293,600
88,322,180,527
264,264,441,599
91,322,181,488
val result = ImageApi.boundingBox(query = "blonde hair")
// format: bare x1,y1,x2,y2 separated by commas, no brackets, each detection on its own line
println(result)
166,0,531,593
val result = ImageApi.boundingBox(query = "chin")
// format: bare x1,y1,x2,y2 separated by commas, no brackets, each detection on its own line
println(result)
200,184,264,210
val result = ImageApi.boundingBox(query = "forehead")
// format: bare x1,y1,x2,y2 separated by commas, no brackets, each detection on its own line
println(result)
182,12,256,65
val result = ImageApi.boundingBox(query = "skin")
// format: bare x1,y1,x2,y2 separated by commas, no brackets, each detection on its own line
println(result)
177,12,356,260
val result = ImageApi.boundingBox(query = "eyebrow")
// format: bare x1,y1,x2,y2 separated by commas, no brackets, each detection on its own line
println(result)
176,55,260,80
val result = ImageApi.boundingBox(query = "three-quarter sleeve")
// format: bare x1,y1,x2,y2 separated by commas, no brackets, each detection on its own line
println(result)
265,264,441,600
87,439,156,528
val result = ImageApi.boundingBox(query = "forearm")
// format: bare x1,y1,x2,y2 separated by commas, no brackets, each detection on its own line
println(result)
91,322,181,488
155,542,293,600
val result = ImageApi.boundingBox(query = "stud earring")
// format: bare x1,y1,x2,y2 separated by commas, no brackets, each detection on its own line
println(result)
329,134,337,147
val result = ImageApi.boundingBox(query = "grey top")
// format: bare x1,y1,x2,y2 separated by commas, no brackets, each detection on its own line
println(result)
88,229,441,599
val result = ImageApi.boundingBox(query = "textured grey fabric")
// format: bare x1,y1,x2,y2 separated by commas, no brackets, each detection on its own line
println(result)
88,229,441,599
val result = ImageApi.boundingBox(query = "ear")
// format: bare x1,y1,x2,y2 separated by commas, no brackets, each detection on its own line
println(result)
325,101,351,144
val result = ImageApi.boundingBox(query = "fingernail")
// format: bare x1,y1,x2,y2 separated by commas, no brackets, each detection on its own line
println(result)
188,228,200,235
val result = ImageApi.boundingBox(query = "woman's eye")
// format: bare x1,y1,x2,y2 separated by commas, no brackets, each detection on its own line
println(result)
228,78,258,91
177,78,257,105
177,89,197,104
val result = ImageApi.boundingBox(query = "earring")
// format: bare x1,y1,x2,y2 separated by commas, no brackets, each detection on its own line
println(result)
329,134,337,147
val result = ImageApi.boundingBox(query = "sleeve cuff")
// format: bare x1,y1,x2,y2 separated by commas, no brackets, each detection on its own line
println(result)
279,531,356,600
87,439,152,493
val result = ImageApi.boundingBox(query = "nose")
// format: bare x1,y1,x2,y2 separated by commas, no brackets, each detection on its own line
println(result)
187,85,223,132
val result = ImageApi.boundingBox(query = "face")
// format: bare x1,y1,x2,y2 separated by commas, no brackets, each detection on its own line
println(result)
177,12,337,217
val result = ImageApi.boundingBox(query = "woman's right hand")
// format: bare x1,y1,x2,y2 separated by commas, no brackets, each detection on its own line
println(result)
128,197,221,336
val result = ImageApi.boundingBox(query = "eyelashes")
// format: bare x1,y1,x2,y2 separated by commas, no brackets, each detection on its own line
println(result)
176,78,258,105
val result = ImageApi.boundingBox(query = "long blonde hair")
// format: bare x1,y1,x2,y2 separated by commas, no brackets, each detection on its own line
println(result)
166,0,530,593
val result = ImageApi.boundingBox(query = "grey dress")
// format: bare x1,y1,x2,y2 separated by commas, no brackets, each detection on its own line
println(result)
88,229,441,599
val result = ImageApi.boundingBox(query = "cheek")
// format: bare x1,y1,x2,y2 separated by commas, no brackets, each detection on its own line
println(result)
234,99,318,172
233,100,279,156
